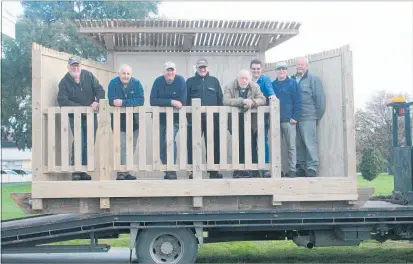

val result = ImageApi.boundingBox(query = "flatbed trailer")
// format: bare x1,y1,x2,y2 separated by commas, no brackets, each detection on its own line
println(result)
2,201,413,263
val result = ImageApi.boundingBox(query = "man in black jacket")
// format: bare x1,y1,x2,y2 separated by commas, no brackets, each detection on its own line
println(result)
57,56,105,181
186,59,223,179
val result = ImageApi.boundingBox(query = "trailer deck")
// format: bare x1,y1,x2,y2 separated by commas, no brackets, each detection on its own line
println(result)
2,201,412,254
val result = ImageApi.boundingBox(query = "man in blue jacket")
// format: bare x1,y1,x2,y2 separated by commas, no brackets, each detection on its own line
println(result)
250,59,276,178
272,61,302,177
150,62,187,180
108,64,145,180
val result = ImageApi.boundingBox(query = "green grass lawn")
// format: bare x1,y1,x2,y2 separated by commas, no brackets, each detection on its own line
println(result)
2,174,412,263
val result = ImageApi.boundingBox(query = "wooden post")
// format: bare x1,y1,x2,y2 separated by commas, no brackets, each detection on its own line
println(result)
126,107,134,171
206,109,214,170
179,106,187,170
191,99,203,207
270,98,282,205
257,107,265,169
138,106,147,172
61,108,70,172
231,108,239,170
219,107,228,170
47,108,56,172
31,43,45,210
86,107,95,171
244,110,252,169
97,99,112,209
113,107,121,170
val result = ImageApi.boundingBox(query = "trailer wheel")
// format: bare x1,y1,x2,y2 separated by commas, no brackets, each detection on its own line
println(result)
136,228,198,264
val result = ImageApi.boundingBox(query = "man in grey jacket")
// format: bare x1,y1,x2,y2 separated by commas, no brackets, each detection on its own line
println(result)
292,57,326,177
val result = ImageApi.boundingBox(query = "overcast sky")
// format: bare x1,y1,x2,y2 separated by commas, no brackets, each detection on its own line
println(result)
158,1,413,110
4,1,413,110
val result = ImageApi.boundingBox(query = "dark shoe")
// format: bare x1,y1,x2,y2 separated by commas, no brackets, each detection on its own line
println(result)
285,171,296,178
209,172,223,179
80,172,92,180
188,173,193,179
164,171,177,180
296,168,306,177
72,173,82,181
116,173,126,180
307,169,316,177
117,172,136,180
251,171,261,178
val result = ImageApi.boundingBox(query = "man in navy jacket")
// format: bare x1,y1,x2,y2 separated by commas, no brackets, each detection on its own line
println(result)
150,62,187,180
108,64,144,180
272,61,302,177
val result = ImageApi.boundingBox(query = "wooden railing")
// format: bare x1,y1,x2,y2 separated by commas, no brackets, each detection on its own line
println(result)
43,98,281,177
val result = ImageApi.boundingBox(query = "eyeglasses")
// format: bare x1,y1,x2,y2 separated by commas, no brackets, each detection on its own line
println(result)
276,67,287,70
251,68,261,70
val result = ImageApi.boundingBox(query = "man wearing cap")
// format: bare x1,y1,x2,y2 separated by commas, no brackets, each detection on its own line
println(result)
57,56,105,181
272,61,302,178
250,59,276,178
223,69,267,178
108,64,145,180
150,62,187,180
291,57,325,177
186,58,223,179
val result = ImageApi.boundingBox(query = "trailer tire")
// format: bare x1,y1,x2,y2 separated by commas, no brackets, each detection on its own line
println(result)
135,228,198,264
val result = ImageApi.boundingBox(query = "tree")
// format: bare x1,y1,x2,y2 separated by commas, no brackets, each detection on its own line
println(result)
359,148,382,181
355,90,410,172
1,1,159,150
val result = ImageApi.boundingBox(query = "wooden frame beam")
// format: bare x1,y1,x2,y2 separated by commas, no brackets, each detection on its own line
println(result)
113,45,260,52
32,178,357,202
79,27,299,35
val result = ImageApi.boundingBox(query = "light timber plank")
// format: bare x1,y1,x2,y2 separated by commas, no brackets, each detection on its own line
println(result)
206,109,214,170
74,108,82,171
138,107,147,171
219,108,228,170
86,107,95,171
48,108,56,172
166,107,174,171
113,108,121,170
179,107,187,170
32,178,357,200
244,110,252,167
191,99,203,207
231,108,239,170
152,108,160,170
257,107,265,169
61,108,69,172
97,100,112,181
126,107,134,171
269,99,281,177
100,197,110,209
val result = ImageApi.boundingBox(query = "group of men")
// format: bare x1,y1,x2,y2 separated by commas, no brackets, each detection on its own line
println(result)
57,55,325,181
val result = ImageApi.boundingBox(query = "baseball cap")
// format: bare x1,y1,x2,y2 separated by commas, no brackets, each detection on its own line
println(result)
68,56,81,65
275,61,288,70
196,58,208,68
164,61,176,70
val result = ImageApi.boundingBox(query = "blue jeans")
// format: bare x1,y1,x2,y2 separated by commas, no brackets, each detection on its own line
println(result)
159,121,179,166
68,114,98,166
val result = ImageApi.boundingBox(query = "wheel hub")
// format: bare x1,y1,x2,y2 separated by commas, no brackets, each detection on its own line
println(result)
160,241,173,255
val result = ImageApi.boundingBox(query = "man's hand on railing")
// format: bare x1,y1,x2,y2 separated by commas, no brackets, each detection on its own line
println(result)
113,99,123,107
91,102,99,111
243,99,253,109
171,100,183,109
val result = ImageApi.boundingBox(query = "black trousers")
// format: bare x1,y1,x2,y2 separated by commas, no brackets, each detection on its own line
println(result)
187,114,220,169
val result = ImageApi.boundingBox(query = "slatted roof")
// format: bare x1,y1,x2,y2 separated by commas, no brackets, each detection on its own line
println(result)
75,19,301,53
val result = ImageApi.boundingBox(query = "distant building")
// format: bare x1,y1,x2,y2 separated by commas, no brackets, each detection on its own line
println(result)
1,141,32,169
